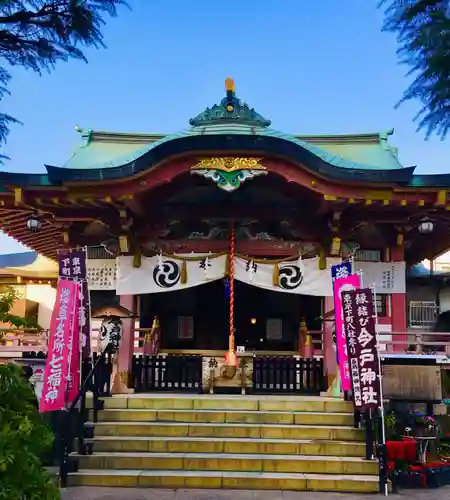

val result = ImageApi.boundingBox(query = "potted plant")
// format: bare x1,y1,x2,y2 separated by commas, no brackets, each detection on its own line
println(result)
410,413,440,438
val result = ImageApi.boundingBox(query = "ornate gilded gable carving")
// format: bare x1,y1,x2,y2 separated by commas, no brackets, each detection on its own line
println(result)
191,157,267,192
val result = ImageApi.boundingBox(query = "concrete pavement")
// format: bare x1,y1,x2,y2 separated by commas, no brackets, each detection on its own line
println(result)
61,486,450,500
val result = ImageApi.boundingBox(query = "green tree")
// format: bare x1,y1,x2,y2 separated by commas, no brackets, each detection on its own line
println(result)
380,0,450,139
0,363,59,500
0,285,41,339
0,0,128,157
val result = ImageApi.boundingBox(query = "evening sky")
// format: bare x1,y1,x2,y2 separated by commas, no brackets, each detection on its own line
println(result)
0,0,448,253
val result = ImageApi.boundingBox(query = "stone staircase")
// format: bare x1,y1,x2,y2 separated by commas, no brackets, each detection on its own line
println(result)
69,395,379,493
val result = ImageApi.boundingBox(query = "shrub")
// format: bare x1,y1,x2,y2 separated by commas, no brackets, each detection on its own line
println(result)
0,363,60,500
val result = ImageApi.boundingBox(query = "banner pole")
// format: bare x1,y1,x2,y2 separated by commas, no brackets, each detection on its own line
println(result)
83,245,92,361
75,250,82,393
371,283,388,496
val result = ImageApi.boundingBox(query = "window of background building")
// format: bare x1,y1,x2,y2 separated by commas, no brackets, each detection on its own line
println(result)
376,294,388,317
355,249,382,262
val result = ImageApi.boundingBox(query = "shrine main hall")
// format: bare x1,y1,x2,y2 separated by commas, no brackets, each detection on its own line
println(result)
1,78,449,390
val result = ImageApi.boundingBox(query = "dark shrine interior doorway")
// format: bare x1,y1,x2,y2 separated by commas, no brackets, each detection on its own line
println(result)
139,280,322,352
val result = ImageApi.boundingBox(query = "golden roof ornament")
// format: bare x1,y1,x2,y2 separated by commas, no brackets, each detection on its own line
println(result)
189,78,271,128
225,77,236,93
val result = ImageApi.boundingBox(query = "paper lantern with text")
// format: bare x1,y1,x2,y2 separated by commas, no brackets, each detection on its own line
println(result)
99,316,123,353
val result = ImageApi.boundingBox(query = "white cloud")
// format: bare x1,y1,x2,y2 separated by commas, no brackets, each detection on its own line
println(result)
0,232,30,254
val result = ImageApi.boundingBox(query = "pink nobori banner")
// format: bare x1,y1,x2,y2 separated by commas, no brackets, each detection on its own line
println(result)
40,279,78,413
333,274,361,391
66,282,81,406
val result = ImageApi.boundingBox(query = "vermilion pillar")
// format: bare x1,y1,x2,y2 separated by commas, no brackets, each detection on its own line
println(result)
116,294,135,393
390,244,407,351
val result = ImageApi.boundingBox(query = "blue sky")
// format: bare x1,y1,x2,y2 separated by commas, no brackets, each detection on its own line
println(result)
0,0,448,254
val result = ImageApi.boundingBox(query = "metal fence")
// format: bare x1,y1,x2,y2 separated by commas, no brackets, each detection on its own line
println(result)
408,301,438,330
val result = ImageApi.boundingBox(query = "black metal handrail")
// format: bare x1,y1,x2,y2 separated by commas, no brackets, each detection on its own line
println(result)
353,406,388,495
59,344,111,488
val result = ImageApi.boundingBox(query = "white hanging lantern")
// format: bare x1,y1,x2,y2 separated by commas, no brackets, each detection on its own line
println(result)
99,316,123,353
418,219,434,234
26,215,42,232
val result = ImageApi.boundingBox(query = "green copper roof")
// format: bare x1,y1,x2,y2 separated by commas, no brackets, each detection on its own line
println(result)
64,134,153,169
63,81,403,172
64,123,404,172
308,142,401,170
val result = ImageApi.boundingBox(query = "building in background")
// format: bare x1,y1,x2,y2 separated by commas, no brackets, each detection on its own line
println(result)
407,260,450,333
0,251,57,329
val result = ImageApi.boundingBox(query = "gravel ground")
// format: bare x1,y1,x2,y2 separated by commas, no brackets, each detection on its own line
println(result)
61,486,450,500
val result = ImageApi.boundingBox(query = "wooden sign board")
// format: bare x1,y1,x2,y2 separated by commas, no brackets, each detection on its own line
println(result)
266,318,283,340
202,357,253,390
382,365,442,401
178,316,194,339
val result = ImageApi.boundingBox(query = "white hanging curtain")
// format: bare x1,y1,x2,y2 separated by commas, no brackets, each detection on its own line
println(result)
116,254,405,296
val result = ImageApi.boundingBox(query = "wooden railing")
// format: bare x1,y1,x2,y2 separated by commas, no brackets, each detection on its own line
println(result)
2,327,450,359
253,356,324,394
132,354,203,393
379,330,450,355
0,329,49,353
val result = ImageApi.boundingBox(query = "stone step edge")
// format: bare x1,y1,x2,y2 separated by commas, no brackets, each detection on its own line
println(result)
94,394,348,402
72,451,374,463
97,404,352,412
87,436,366,445
68,469,381,492
89,421,360,430
93,395,352,410
69,469,379,481
95,409,353,416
